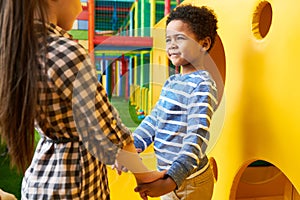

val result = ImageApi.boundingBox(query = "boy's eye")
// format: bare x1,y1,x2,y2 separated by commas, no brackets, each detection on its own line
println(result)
166,38,171,43
177,36,185,40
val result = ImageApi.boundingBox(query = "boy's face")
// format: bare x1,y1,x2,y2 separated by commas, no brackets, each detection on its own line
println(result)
166,20,204,69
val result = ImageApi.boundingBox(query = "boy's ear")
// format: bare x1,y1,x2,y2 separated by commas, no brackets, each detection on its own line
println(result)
200,37,211,51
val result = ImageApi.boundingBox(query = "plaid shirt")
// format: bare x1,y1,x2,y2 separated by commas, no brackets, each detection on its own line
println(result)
21,23,133,199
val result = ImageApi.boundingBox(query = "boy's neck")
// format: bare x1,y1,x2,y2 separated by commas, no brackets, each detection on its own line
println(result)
181,64,205,75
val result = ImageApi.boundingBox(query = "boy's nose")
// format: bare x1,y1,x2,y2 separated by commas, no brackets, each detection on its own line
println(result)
169,40,178,48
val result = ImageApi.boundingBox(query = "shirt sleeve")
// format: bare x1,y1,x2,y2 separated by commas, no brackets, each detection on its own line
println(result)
133,105,158,151
166,79,217,187
47,37,133,165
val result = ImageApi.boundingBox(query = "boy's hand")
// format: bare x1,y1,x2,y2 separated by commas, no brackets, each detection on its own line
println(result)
134,176,177,198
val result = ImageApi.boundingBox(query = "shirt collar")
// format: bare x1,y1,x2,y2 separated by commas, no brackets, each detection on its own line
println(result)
46,23,73,39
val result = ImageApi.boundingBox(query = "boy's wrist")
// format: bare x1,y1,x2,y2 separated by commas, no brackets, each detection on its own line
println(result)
163,173,177,189
164,175,177,190
166,161,189,187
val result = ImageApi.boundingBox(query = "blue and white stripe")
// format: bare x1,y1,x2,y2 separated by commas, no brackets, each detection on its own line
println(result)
133,70,217,187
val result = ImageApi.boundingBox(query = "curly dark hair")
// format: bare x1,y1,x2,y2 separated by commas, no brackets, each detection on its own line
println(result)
166,4,218,51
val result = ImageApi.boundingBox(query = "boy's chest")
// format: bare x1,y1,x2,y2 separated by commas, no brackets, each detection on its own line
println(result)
158,83,188,116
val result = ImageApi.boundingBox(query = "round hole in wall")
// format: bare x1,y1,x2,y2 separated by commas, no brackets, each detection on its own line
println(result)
230,160,300,199
252,1,273,39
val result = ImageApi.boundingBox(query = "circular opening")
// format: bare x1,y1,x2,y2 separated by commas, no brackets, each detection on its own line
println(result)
252,1,273,39
240,160,281,185
230,160,300,199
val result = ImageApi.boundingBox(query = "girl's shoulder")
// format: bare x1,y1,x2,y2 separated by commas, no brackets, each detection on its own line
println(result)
47,34,88,62
46,23,87,55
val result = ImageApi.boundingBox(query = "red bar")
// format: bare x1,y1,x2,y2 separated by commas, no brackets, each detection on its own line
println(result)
88,0,95,54
164,0,171,16
95,6,131,12
77,10,89,20
93,36,153,47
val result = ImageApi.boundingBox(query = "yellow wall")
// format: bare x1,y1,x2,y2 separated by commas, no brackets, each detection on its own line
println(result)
109,0,300,199
176,0,300,199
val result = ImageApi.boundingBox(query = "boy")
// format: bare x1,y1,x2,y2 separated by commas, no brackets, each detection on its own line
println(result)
134,4,218,200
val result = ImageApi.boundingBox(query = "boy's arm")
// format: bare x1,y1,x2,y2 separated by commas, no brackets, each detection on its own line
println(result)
113,106,159,175
133,106,158,151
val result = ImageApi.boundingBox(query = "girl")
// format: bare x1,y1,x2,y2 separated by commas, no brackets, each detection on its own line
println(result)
0,0,163,199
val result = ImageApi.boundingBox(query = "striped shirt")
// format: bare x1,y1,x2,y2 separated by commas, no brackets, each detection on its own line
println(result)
133,70,218,187
21,23,133,199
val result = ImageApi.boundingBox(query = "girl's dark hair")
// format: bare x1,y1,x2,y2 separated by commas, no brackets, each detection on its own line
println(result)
166,4,218,51
0,0,47,173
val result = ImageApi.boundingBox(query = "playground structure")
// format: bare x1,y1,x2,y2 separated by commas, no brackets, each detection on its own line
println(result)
71,0,181,116
70,0,300,199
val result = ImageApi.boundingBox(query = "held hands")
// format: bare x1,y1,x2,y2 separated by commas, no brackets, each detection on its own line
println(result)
112,159,167,200
133,170,166,185
134,176,177,200
112,161,166,183
114,144,171,199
